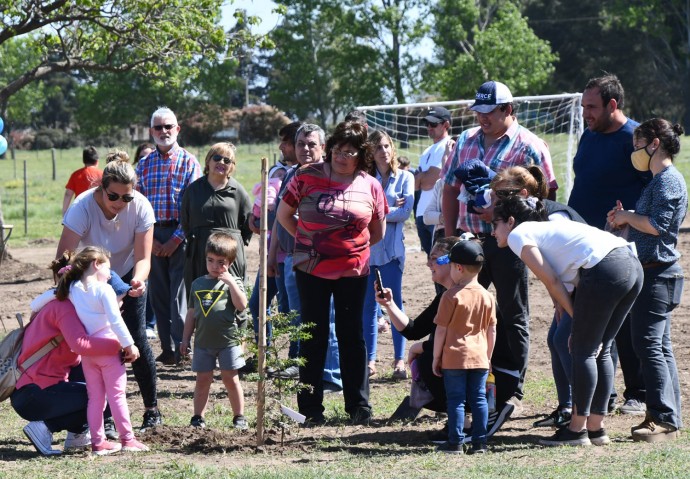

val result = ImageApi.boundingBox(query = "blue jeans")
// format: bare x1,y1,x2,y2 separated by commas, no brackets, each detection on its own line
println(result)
547,310,572,409
362,260,406,361
249,271,277,344
571,247,643,416
443,369,489,446
12,382,89,434
150,225,187,354
631,262,683,428
415,215,434,256
285,255,341,387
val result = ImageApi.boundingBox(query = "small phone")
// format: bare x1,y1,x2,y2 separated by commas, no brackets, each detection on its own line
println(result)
375,268,384,296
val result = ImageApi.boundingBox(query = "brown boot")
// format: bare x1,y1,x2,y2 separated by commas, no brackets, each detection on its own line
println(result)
631,414,679,443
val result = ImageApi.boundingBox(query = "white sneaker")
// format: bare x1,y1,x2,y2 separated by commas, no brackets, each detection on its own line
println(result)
146,328,157,340
23,421,61,456
64,430,91,450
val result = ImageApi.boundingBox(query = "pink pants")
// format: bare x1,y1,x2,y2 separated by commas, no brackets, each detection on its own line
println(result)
82,354,134,446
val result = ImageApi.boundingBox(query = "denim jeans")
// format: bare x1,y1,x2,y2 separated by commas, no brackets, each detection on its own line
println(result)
249,271,277,344
631,262,684,428
547,310,572,409
415,215,435,256
295,270,369,419
362,260,407,361
150,225,187,354
12,382,90,433
285,255,341,387
613,314,646,401
443,369,489,446
571,247,643,416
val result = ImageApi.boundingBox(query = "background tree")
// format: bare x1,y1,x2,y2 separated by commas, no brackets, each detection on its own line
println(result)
423,0,557,99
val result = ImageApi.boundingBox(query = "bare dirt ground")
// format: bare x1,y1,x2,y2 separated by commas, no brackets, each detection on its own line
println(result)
1,223,690,463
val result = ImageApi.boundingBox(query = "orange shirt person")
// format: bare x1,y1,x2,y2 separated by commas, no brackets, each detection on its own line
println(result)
62,146,102,215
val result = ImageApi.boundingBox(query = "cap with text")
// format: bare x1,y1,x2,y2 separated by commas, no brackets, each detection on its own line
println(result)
470,81,514,114
424,106,452,124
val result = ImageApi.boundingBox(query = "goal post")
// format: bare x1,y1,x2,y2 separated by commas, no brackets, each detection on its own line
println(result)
357,93,583,201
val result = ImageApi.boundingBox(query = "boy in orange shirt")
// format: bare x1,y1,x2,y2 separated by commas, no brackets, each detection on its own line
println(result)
432,239,496,454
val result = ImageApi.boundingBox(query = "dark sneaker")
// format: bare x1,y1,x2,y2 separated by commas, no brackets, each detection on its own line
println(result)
300,415,326,428
533,408,572,428
155,350,176,366
486,401,515,438
140,409,163,432
233,415,249,430
23,421,61,456
436,441,464,454
351,407,373,426
588,428,611,446
539,427,591,447
467,443,488,455
271,365,299,379
619,398,647,416
104,416,119,440
607,396,617,414
190,415,206,428
631,417,678,443
428,424,449,444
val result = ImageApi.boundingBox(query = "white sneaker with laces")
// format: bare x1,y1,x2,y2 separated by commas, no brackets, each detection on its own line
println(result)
23,421,61,456
146,328,157,340
64,430,92,450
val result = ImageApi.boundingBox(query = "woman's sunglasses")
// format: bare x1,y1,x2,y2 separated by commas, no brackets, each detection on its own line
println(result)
104,188,134,203
211,154,234,165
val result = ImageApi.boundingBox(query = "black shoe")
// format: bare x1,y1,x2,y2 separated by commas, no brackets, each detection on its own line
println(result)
428,424,449,444
350,407,372,426
436,441,463,454
467,443,488,455
486,401,515,438
190,415,206,428
300,415,326,428
155,350,176,366
271,365,299,379
104,416,119,440
539,427,591,447
533,408,572,428
233,415,249,430
140,409,163,432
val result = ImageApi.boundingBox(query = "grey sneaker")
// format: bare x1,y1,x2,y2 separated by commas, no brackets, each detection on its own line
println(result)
23,421,61,456
233,415,249,430
140,409,162,432
104,416,119,440
271,365,299,379
64,429,91,450
619,399,647,416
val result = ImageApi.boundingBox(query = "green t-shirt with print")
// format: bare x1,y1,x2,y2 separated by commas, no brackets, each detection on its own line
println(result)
189,274,245,349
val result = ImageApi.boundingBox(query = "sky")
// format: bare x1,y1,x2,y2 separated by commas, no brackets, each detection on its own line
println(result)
221,0,281,34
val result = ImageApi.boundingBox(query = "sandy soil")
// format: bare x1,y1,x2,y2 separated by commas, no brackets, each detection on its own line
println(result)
1,223,689,460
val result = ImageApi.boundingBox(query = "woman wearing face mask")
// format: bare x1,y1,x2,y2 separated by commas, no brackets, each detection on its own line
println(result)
607,118,687,442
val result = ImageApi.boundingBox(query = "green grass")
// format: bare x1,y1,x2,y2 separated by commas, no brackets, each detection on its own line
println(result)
2,136,690,246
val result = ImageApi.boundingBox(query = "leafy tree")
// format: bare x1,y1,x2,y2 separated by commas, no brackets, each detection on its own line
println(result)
0,0,229,123
423,0,557,99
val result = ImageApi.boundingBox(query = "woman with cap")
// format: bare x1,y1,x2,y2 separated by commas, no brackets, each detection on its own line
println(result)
492,196,642,447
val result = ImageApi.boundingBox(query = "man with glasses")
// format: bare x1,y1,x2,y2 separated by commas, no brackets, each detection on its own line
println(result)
136,107,201,372
441,80,557,438
415,106,452,256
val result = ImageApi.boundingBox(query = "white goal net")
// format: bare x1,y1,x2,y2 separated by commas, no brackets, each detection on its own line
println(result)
357,93,583,201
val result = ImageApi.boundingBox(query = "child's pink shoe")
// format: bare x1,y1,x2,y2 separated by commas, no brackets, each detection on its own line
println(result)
92,440,122,456
122,438,149,452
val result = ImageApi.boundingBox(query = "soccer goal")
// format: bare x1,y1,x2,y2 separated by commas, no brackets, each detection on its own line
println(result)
356,93,583,201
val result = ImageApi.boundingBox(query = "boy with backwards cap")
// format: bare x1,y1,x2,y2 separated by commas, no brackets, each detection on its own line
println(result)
432,239,496,454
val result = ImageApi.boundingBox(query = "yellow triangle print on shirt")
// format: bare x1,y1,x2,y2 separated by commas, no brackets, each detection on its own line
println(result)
195,289,224,317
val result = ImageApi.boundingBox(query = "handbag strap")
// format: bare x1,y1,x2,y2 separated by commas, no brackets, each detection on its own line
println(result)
18,335,64,374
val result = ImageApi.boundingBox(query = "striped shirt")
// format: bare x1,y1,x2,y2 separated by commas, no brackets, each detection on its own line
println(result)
442,121,557,234
135,144,201,243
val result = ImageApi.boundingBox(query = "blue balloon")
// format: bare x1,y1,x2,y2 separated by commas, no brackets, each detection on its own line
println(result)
0,116,3,133
0,135,7,155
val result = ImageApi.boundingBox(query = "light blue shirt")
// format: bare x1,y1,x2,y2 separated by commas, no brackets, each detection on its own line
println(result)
369,169,415,270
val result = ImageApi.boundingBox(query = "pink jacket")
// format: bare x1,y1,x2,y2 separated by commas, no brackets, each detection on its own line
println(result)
16,299,121,390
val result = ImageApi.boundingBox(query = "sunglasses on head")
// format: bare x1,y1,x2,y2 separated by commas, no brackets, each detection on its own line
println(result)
152,124,176,132
435,255,450,265
211,154,234,165
494,188,521,199
104,188,134,203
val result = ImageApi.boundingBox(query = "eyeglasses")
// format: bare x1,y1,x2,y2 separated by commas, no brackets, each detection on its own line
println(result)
211,154,234,165
494,189,521,199
434,255,450,265
426,121,442,128
104,187,134,203
152,124,176,132
332,148,359,159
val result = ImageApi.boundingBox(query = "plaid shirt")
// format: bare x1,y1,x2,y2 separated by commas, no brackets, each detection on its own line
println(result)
442,121,558,234
135,144,201,243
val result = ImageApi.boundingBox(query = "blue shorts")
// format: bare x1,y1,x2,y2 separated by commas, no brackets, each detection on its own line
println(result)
192,345,246,372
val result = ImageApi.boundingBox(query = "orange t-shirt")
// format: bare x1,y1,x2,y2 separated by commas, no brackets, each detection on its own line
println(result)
434,282,496,370
65,165,102,197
